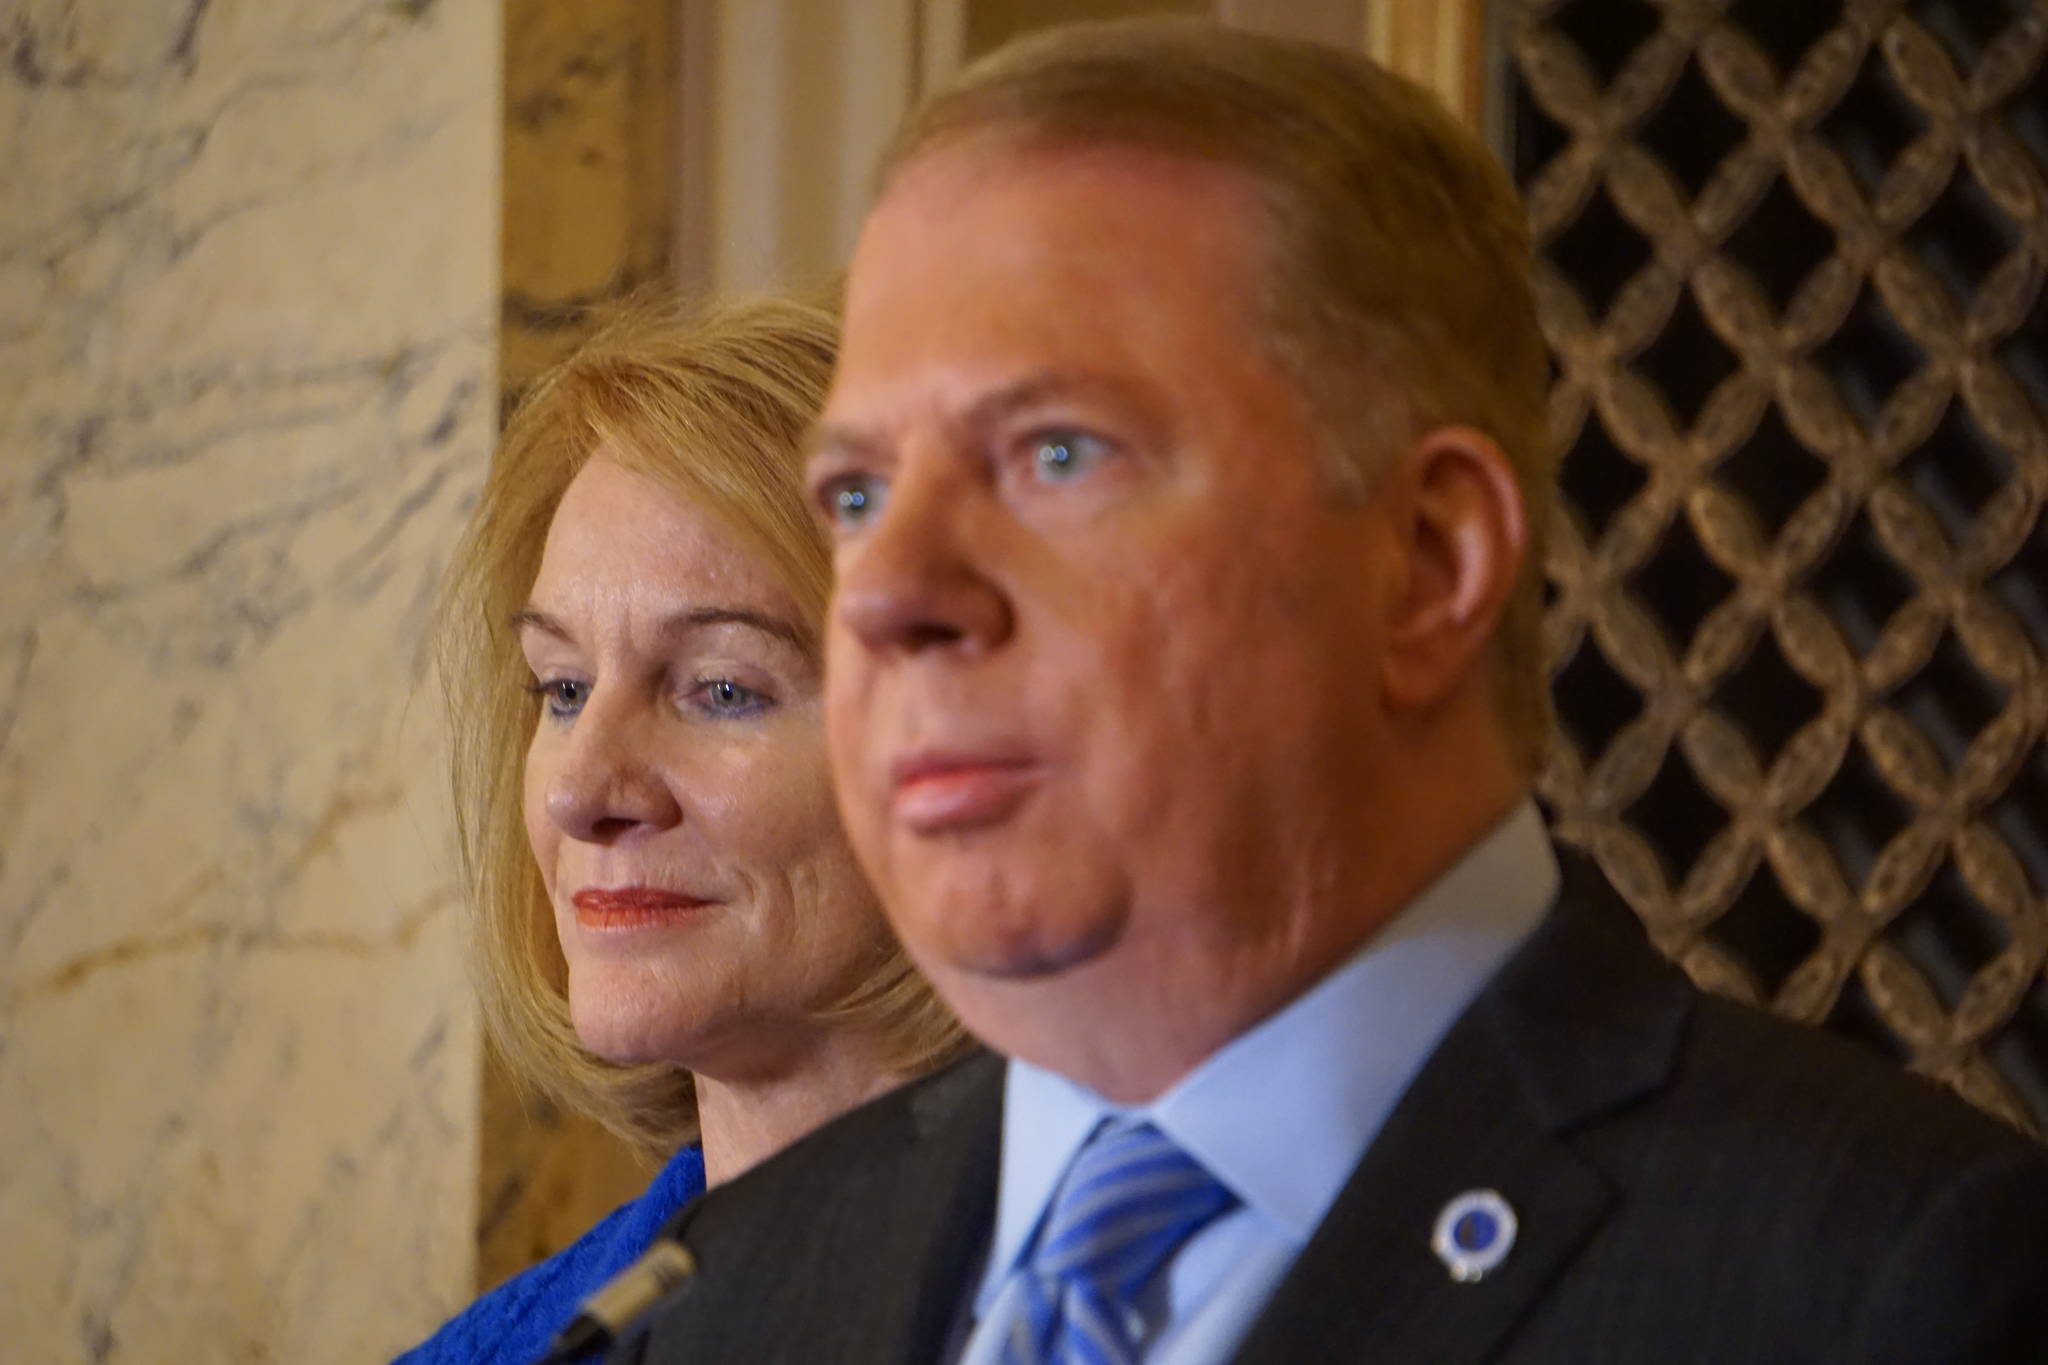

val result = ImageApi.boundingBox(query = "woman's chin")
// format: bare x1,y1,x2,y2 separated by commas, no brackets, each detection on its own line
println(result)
568,983,702,1068
576,1020,693,1068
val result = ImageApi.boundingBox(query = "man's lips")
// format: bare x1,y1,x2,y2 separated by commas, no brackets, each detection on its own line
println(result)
889,752,1040,834
569,886,714,930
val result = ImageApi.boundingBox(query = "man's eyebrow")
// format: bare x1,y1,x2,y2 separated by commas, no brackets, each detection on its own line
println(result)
510,604,812,652
806,370,1153,465
963,371,1091,426
805,422,881,469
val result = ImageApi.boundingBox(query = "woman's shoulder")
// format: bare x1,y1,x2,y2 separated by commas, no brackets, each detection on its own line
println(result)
391,1144,706,1365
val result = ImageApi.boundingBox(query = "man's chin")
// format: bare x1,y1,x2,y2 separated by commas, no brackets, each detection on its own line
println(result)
911,908,1125,984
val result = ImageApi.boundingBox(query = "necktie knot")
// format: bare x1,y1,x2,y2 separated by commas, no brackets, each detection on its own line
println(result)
1006,1119,1236,1364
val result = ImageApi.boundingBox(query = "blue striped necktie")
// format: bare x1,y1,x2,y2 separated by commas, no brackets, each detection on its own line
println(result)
1003,1118,1237,1365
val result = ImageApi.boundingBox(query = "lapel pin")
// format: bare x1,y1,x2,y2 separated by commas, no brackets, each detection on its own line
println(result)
1432,1188,1517,1283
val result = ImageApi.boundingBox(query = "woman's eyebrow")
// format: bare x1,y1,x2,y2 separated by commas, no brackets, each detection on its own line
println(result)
509,606,569,640
662,606,812,652
511,604,814,652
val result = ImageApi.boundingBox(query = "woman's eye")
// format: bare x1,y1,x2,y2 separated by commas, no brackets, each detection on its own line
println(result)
817,475,886,530
1029,430,1109,482
694,678,771,717
529,678,590,720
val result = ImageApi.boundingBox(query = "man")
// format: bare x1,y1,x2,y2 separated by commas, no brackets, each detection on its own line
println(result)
618,19,2048,1364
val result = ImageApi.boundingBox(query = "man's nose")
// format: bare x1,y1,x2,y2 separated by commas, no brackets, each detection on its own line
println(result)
832,460,1011,657
544,697,683,844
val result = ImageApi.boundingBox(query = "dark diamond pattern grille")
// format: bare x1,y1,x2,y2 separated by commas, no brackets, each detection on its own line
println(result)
1513,0,2048,1133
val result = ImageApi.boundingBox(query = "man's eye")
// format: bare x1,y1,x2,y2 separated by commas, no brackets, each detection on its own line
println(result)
527,678,590,720
818,475,886,530
1030,431,1109,482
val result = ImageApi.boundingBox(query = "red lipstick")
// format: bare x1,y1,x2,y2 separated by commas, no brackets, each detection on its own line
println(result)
570,887,712,930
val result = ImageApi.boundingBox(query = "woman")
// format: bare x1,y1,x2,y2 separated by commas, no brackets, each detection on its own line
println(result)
398,295,966,1364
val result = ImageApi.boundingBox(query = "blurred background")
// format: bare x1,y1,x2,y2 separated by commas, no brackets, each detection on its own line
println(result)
2,1,2042,1360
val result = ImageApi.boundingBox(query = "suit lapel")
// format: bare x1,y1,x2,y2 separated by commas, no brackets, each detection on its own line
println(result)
1230,860,1693,1365
877,1051,1006,1365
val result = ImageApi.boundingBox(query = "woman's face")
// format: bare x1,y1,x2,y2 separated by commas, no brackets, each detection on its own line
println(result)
519,452,888,1079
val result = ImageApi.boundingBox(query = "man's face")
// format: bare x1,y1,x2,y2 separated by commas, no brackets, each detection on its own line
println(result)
812,140,1401,1037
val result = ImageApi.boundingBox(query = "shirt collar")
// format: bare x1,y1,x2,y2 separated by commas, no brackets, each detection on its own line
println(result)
974,799,1559,1313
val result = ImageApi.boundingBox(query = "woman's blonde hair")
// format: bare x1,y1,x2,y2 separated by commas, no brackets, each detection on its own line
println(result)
438,293,967,1156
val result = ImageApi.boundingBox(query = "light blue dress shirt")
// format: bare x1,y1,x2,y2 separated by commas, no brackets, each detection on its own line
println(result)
955,800,1560,1365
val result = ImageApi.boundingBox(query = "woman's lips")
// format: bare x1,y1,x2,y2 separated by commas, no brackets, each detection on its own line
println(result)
570,886,714,930
890,754,1040,834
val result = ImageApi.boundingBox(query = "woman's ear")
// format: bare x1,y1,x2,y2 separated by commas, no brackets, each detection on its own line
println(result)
1378,425,1528,711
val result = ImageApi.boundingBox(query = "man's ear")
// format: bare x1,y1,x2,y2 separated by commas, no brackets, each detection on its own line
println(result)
1379,425,1527,711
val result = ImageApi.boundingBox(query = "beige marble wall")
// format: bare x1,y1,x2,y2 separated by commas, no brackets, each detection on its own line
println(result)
0,3,496,1361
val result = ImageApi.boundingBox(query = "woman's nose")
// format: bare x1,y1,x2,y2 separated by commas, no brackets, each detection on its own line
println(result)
542,699,682,844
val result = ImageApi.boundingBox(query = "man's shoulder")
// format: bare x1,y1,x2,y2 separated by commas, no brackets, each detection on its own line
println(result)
676,1047,1002,1239
618,1051,1005,1364
1254,857,2048,1363
1522,855,2040,1170
1534,959,2048,1361
1681,983,2038,1167
1538,858,2041,1175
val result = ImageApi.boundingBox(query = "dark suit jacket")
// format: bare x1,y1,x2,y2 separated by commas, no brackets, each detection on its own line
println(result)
615,861,2048,1363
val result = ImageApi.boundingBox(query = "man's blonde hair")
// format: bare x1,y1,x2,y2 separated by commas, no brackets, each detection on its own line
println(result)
437,294,967,1156
879,19,1555,769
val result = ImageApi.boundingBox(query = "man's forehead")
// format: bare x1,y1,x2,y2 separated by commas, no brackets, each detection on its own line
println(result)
883,145,1268,305
882,119,1264,191
837,141,1270,357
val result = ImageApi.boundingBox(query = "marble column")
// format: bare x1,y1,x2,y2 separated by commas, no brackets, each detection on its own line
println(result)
0,3,496,1361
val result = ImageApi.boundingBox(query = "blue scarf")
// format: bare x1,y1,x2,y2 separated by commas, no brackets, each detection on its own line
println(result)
395,1143,706,1365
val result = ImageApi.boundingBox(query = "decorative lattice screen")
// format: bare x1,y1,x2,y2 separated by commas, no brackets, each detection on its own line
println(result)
1510,0,2048,1134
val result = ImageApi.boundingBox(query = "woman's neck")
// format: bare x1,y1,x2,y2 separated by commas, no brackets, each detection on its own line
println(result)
692,1029,902,1187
